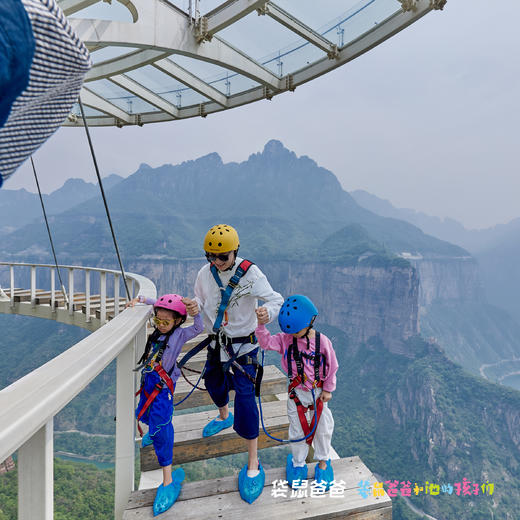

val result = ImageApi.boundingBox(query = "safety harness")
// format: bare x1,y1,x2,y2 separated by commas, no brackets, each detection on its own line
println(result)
178,259,263,395
287,332,325,445
135,330,176,436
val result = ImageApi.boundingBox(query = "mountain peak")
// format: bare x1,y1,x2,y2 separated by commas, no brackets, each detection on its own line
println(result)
262,139,291,157
196,152,222,167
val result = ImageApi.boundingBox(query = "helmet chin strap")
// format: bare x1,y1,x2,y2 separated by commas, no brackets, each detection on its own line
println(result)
302,316,316,343
224,249,239,271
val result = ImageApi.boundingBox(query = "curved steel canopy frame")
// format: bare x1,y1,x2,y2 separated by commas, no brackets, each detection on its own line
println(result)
60,0,446,127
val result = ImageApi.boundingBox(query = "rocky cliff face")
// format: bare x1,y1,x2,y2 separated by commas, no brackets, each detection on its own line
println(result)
128,259,420,355
407,256,481,307
336,337,520,520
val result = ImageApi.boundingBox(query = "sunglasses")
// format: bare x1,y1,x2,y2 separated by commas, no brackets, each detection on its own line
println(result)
205,252,232,262
152,316,176,327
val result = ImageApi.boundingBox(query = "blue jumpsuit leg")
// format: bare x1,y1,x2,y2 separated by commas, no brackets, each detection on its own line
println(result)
232,358,259,440
203,347,230,408
136,372,175,467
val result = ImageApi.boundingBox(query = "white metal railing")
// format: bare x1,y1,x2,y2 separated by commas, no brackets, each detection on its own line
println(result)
0,262,144,329
0,262,157,520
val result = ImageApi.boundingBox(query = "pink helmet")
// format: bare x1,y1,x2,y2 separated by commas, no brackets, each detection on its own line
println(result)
154,294,187,316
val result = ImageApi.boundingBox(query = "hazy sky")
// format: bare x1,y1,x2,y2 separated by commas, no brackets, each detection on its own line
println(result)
4,0,519,229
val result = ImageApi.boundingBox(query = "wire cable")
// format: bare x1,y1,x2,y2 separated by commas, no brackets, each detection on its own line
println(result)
30,156,69,305
78,97,131,300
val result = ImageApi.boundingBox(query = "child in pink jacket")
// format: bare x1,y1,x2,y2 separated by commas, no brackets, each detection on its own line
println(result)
255,294,338,489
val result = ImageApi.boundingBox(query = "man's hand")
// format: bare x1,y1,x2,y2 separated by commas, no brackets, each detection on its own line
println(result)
182,297,199,317
255,306,269,325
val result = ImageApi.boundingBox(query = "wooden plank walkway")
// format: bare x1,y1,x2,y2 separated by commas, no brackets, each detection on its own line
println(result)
141,398,289,470
125,456,391,519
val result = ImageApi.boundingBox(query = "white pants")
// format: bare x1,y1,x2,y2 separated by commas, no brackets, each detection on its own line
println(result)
287,387,334,467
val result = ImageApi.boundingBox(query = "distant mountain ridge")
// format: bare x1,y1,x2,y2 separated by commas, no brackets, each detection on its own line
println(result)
0,174,123,235
0,140,467,263
351,189,520,322
350,189,520,254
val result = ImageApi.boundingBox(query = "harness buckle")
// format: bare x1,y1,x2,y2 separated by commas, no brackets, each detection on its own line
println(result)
217,329,227,347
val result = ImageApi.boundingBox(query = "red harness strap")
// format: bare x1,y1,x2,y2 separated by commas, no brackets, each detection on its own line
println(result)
288,378,324,445
136,365,175,436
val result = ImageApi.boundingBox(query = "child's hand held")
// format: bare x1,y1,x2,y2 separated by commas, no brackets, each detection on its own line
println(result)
320,391,332,403
126,297,140,308
255,307,269,325
182,297,199,316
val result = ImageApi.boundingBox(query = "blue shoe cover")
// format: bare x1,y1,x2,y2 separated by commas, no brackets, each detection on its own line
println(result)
314,459,334,490
141,432,153,448
238,462,265,504
153,468,185,516
286,454,308,488
202,412,234,437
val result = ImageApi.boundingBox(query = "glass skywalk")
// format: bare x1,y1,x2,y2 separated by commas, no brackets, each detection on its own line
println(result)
59,0,446,126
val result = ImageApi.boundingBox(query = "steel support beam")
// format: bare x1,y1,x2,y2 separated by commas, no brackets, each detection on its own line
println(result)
59,0,138,22
110,74,180,117
201,0,268,40
261,2,338,58
153,59,228,107
87,49,171,82
81,88,133,124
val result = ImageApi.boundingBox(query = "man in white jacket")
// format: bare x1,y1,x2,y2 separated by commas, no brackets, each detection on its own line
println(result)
194,224,283,504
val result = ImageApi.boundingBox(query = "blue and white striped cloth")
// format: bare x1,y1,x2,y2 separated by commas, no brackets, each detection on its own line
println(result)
0,0,91,187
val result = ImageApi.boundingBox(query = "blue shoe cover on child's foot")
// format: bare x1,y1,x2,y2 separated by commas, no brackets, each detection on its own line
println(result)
314,459,334,490
238,462,265,504
286,454,308,488
141,432,153,448
202,412,234,437
153,468,185,516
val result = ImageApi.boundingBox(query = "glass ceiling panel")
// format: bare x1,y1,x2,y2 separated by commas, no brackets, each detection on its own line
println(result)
321,0,400,48
170,55,234,81
274,0,373,33
160,88,208,109
217,11,302,63
87,79,161,114
90,46,140,65
172,55,260,95
71,103,106,117
125,65,211,107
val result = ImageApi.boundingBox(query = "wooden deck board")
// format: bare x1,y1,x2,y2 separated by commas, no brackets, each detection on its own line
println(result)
140,399,289,469
125,457,391,519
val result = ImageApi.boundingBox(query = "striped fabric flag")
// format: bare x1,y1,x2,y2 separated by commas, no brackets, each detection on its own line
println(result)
0,0,91,187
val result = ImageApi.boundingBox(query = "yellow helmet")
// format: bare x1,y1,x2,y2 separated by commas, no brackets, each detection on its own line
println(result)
204,224,240,253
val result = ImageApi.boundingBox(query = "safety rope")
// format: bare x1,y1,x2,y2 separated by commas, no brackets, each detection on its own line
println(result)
78,97,131,300
181,365,207,391
173,365,207,406
30,156,69,305
257,349,319,443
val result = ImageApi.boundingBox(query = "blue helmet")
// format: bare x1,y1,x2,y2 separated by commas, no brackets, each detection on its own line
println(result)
278,295,318,333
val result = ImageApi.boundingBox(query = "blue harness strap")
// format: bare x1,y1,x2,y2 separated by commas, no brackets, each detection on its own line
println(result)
210,259,254,332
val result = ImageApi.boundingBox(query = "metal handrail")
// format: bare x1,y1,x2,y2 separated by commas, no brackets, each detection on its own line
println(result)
0,262,157,519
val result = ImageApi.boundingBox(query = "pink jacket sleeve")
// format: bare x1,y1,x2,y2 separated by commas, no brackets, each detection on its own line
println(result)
320,334,338,392
255,324,285,355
